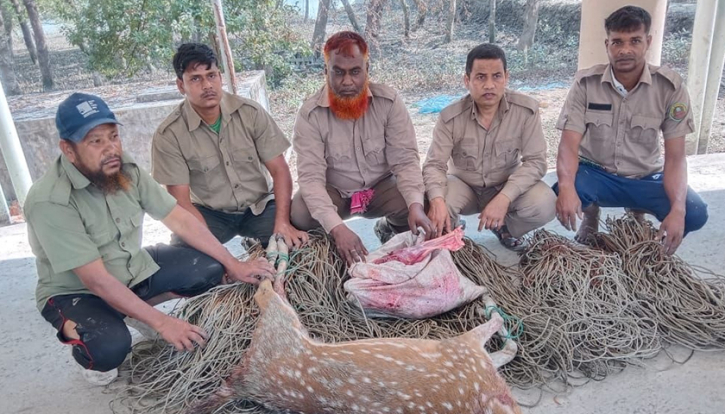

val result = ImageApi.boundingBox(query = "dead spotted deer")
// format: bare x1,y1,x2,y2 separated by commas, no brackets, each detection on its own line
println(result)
189,276,522,414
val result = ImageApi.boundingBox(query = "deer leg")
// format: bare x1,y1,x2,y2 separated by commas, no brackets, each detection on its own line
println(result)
273,235,289,299
480,296,519,368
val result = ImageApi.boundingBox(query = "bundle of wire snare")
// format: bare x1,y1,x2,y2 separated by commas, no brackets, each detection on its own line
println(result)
589,215,725,350
519,230,661,379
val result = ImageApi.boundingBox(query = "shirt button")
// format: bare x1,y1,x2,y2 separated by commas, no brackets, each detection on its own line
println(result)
115,218,120,223
234,184,240,189
247,156,253,161
226,161,230,166
121,242,126,248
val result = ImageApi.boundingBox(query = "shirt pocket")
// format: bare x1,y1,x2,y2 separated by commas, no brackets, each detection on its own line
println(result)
494,141,519,169
629,115,661,144
325,139,353,169
188,154,222,175
362,135,386,166
584,111,614,141
451,139,479,171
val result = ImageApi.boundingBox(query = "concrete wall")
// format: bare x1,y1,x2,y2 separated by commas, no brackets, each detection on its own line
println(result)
0,71,269,202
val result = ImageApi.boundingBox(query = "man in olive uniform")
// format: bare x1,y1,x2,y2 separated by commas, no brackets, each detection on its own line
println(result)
152,43,307,249
554,6,708,255
291,31,433,265
424,44,556,251
26,93,274,385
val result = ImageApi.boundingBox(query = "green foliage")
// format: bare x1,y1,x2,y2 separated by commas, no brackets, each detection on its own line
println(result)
43,0,311,83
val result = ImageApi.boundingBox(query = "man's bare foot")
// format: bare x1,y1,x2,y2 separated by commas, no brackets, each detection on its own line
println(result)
575,204,600,243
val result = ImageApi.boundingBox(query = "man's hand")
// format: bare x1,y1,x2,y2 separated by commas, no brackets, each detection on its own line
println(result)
274,221,309,249
408,202,434,240
657,209,685,255
427,197,451,239
330,224,368,266
154,315,208,352
556,187,583,231
226,258,276,285
478,194,511,232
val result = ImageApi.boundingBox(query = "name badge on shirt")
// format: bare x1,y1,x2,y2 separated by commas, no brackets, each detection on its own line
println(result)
588,103,612,111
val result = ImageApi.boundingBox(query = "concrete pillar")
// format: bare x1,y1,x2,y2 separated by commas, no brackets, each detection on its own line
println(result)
577,0,668,70
685,0,718,155
691,0,725,155
0,82,33,207
0,183,9,225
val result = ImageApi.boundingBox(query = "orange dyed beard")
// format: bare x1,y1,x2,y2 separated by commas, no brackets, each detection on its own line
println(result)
328,80,370,120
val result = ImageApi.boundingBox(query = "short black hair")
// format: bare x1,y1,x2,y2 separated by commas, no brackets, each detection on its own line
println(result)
466,43,507,75
605,6,651,35
173,43,218,79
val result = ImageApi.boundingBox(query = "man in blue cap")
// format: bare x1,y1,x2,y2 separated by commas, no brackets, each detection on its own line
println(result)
24,92,275,385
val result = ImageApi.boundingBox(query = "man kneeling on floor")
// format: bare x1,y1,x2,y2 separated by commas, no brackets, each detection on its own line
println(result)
423,44,556,251
25,93,275,385
554,6,708,255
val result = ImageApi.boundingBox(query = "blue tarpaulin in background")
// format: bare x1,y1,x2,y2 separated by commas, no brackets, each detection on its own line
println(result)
414,95,462,114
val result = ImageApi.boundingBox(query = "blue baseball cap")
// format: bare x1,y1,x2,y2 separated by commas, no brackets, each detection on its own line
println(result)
55,92,122,142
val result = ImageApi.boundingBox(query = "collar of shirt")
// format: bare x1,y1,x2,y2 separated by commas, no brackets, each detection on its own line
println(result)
60,152,136,190
602,63,653,95
469,92,511,127
315,84,374,108
182,92,243,132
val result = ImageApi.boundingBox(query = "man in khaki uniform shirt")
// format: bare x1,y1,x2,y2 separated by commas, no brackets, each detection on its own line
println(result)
555,6,708,255
424,44,556,251
26,93,274,384
291,31,432,264
152,43,307,249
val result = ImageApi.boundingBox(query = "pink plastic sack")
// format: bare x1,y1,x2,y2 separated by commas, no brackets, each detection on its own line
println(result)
344,228,488,319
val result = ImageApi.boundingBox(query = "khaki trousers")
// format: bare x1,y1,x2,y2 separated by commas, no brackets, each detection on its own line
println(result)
291,175,410,232
445,175,556,238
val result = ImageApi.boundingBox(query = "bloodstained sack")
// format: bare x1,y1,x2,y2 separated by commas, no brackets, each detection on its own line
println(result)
344,227,488,319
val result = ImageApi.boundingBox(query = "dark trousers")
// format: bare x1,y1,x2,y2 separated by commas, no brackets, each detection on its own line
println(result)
171,201,277,247
290,175,410,233
40,244,224,372
552,163,708,235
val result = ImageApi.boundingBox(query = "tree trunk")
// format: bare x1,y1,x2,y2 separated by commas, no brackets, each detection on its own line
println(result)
400,0,410,39
304,0,309,22
444,0,456,43
340,0,362,34
9,0,36,65
411,0,426,31
1,3,12,57
365,0,385,40
23,0,53,91
488,0,496,43
311,0,331,58
517,0,540,51
0,10,21,95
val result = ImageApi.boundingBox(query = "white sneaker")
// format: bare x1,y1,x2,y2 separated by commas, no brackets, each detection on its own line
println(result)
81,367,118,386
124,317,159,340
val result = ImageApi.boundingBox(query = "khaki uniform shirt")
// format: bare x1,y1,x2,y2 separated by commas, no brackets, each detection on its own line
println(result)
151,92,290,214
423,91,547,203
557,63,694,178
293,83,425,232
25,154,177,311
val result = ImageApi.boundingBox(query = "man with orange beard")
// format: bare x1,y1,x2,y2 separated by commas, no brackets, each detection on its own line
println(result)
291,31,433,265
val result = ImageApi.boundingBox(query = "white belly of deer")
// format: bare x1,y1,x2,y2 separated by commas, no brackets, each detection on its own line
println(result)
190,280,521,414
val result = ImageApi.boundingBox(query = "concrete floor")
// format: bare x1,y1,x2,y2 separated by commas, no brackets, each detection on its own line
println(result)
2,154,725,414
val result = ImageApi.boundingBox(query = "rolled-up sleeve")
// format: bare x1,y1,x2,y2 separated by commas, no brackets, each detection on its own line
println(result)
384,94,425,207
151,130,189,186
293,110,343,233
423,115,454,200
500,109,547,203
661,83,695,140
556,80,587,134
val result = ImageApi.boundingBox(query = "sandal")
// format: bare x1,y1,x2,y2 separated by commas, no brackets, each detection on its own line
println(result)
491,225,527,252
